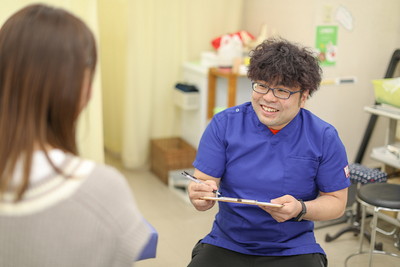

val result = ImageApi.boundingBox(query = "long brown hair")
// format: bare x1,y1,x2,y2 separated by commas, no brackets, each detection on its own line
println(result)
0,4,97,200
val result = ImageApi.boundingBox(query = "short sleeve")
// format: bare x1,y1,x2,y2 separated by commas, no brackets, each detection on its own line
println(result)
193,114,227,178
316,128,351,192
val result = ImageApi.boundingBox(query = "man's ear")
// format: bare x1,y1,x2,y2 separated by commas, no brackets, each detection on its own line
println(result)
299,90,309,108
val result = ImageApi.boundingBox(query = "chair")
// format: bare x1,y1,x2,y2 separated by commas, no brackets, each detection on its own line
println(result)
345,183,400,266
325,163,387,250
137,219,158,261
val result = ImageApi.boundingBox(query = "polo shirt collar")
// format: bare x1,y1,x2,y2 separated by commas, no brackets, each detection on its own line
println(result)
250,106,303,138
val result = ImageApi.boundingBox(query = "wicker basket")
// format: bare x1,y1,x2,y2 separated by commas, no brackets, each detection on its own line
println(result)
150,137,196,184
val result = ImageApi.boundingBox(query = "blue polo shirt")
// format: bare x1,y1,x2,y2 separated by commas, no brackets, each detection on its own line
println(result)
194,102,350,256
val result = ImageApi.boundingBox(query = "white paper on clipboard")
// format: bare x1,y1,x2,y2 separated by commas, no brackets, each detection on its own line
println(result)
201,196,284,208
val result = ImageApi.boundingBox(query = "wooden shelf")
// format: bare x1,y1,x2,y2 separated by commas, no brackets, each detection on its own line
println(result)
207,67,247,119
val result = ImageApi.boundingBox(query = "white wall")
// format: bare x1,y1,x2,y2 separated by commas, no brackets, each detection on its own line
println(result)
241,0,400,166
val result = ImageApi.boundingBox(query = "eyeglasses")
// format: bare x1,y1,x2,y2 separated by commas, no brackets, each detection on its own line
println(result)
252,82,302,100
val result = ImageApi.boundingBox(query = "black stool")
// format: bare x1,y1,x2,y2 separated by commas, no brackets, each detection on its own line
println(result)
345,183,400,266
325,163,387,249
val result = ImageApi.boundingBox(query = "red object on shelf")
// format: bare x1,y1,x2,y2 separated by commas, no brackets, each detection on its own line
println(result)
211,31,255,50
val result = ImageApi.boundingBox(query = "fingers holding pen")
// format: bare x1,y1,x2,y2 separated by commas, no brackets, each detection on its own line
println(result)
189,179,218,197
188,180,218,211
200,179,219,193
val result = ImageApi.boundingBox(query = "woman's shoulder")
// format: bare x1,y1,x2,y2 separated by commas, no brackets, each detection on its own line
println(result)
74,159,144,228
78,160,133,199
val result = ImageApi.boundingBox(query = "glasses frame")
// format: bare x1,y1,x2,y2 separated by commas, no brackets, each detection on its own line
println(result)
252,82,302,100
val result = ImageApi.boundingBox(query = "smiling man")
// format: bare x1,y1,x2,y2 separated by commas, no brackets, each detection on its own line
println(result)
187,38,350,267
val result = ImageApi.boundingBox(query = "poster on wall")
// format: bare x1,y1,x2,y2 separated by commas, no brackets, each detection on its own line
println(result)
315,25,338,66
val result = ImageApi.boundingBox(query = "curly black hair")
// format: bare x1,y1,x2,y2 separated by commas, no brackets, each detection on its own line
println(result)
247,37,322,96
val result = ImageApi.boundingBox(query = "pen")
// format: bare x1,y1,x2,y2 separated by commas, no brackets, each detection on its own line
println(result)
181,171,221,196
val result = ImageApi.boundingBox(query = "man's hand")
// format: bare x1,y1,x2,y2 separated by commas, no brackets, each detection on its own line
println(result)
188,179,219,211
259,188,348,222
259,195,303,222
188,169,221,211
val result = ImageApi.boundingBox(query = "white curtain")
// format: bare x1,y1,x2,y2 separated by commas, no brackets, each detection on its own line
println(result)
100,0,244,169
1,0,243,168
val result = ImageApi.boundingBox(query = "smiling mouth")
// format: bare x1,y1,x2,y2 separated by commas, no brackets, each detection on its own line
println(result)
261,105,279,112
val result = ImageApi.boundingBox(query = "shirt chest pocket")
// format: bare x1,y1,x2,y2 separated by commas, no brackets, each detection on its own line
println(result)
283,156,319,197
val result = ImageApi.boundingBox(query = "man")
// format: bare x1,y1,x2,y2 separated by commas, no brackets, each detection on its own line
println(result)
187,38,350,267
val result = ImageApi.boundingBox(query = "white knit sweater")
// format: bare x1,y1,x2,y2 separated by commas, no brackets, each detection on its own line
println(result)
0,150,151,267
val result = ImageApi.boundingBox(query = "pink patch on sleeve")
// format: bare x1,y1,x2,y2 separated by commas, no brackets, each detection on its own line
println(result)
344,165,350,178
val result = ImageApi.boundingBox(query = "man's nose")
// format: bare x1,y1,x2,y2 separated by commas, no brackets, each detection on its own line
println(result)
263,89,278,101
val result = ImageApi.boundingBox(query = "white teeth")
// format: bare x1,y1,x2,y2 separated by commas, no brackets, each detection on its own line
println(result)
262,105,278,112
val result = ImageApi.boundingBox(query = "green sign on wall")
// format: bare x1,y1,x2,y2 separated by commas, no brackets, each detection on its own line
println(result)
315,25,338,66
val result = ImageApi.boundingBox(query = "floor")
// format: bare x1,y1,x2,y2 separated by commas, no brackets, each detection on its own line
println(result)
105,156,400,267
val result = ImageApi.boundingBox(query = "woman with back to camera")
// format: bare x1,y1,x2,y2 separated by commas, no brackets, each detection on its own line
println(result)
0,4,151,267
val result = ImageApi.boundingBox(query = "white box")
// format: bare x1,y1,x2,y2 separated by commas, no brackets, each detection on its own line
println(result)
173,88,199,110
200,51,218,68
168,169,193,204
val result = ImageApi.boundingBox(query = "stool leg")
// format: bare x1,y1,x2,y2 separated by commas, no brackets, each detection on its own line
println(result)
368,208,379,267
345,203,368,267
359,203,367,253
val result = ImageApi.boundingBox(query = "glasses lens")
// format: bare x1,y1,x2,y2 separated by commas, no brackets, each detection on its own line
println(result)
252,82,294,99
273,88,290,99
253,83,268,94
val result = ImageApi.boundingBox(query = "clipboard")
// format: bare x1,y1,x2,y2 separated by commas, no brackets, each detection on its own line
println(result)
200,196,284,208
